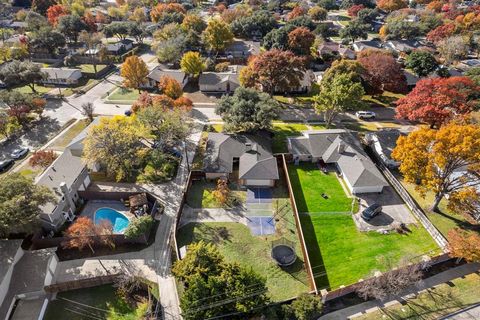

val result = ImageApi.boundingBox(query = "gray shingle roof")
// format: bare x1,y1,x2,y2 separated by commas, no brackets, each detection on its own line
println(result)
147,66,186,84
41,68,82,80
199,70,242,86
204,132,279,180
368,129,405,159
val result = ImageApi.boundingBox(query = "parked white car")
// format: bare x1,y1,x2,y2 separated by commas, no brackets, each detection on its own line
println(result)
355,111,376,119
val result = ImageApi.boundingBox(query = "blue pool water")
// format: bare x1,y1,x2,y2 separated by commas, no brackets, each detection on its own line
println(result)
94,208,130,233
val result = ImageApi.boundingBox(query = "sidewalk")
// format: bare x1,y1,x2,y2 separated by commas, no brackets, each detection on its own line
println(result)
320,262,480,320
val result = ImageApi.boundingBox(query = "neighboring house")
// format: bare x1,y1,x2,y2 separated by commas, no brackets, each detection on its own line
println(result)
35,119,101,230
385,40,432,54
352,40,383,52
224,40,260,59
0,240,23,310
199,65,243,93
317,42,355,59
203,132,279,187
106,39,133,55
40,68,83,86
266,70,315,94
365,129,406,169
457,59,480,71
288,129,388,194
404,70,419,90
145,66,188,89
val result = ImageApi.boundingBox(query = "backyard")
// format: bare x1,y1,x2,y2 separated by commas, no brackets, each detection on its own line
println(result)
186,180,246,208
287,162,440,290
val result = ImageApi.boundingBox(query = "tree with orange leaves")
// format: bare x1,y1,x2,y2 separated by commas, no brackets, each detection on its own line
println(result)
121,55,149,93
29,150,57,169
447,188,480,223
212,178,231,207
448,228,480,262
158,75,183,99
150,3,186,22
47,5,68,26
376,0,407,12
287,6,306,20
392,122,480,212
62,217,114,253
174,96,193,111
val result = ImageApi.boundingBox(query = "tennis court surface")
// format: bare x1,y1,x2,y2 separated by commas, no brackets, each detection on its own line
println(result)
247,216,276,235
246,188,273,203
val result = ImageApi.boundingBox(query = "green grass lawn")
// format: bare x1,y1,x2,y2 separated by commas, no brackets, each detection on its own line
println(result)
287,162,354,213
186,180,246,208
76,64,109,74
49,119,89,151
13,85,53,94
356,272,480,320
44,285,135,320
400,178,477,238
362,91,405,108
287,163,439,290
107,87,140,102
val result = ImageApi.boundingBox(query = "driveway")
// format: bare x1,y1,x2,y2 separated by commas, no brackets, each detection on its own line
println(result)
353,186,416,232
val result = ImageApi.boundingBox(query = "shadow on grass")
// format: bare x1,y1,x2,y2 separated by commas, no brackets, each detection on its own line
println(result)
286,164,331,289
177,223,232,246
435,210,480,234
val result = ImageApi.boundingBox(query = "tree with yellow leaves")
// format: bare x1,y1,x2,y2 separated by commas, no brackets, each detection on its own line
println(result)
83,116,148,182
121,55,149,93
212,178,230,207
392,122,480,212
202,19,234,53
180,51,206,78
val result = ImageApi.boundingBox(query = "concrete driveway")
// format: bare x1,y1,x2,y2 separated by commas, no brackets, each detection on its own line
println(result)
353,186,416,232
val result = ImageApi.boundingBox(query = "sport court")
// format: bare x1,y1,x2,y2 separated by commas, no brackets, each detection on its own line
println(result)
246,187,276,235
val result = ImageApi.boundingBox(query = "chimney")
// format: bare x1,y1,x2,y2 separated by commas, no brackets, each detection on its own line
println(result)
337,142,345,154
245,143,252,152
60,182,76,212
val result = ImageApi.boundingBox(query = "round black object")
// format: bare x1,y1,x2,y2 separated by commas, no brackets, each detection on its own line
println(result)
271,244,297,267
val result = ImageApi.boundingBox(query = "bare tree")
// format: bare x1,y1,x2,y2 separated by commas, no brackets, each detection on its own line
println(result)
356,258,428,301
81,102,95,122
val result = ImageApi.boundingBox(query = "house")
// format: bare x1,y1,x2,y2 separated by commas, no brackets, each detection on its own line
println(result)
288,130,388,194
457,59,480,71
266,70,315,94
404,70,419,90
34,119,100,230
107,39,134,54
199,65,243,93
0,240,23,310
224,40,260,59
203,132,279,187
317,42,355,59
41,68,83,86
365,129,406,169
145,66,188,89
352,40,383,52
384,40,428,54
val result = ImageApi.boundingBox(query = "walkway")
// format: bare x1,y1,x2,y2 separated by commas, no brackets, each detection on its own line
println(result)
320,262,480,320
440,303,480,320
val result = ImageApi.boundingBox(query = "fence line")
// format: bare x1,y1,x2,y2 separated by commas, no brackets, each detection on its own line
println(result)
280,154,318,294
371,153,449,251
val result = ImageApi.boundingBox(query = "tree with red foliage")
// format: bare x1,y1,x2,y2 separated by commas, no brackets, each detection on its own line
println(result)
174,96,193,111
395,77,478,127
29,150,57,169
376,0,407,12
357,49,407,94
288,27,315,56
347,4,365,17
426,23,456,44
150,3,186,22
287,6,307,20
248,49,306,94
448,228,480,262
158,75,183,99
152,95,175,109
131,91,153,112
62,217,114,253
47,5,69,26
82,11,98,33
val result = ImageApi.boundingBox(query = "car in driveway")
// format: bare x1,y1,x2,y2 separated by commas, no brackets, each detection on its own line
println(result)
361,203,382,221
10,147,29,159
355,111,376,120
0,159,14,173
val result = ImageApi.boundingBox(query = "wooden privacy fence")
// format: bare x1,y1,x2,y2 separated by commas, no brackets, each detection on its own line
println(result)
280,154,318,293
44,274,120,293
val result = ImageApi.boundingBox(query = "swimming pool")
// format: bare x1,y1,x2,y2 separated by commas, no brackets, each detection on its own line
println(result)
94,208,130,233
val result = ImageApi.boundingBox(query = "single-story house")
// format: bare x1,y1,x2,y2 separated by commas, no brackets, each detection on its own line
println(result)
224,40,260,59
385,40,433,54
457,59,480,71
107,39,134,54
266,70,315,94
144,66,188,89
317,42,355,59
40,68,83,86
199,65,243,93
288,129,388,194
352,40,383,52
203,132,279,187
365,129,406,169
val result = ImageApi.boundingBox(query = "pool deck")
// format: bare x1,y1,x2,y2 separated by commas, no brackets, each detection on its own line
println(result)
80,200,135,220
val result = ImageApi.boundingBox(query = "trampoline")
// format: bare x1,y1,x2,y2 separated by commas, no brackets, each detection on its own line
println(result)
271,244,297,267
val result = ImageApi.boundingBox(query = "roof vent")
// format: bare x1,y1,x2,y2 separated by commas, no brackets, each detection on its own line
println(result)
245,143,252,151
337,142,346,154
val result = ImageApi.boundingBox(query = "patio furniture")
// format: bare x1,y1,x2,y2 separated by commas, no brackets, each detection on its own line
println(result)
129,193,148,214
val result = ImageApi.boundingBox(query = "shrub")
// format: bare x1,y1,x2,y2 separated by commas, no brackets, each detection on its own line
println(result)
124,215,154,239
29,150,57,168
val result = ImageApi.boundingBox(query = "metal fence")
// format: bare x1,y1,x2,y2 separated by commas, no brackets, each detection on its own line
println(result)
371,154,449,251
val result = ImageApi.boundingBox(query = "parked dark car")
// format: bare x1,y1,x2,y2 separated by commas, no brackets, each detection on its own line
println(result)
361,203,382,221
10,147,29,159
0,159,14,173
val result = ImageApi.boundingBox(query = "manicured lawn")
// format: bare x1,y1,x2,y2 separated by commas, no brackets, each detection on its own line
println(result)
13,85,53,94
400,178,477,237
107,87,140,102
49,119,89,151
287,162,354,213
287,163,439,290
44,285,135,320
342,121,379,132
356,272,480,320
186,180,246,208
362,91,405,108
77,64,109,74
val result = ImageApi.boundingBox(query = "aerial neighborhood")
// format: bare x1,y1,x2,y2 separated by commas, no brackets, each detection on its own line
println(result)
1,0,480,318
